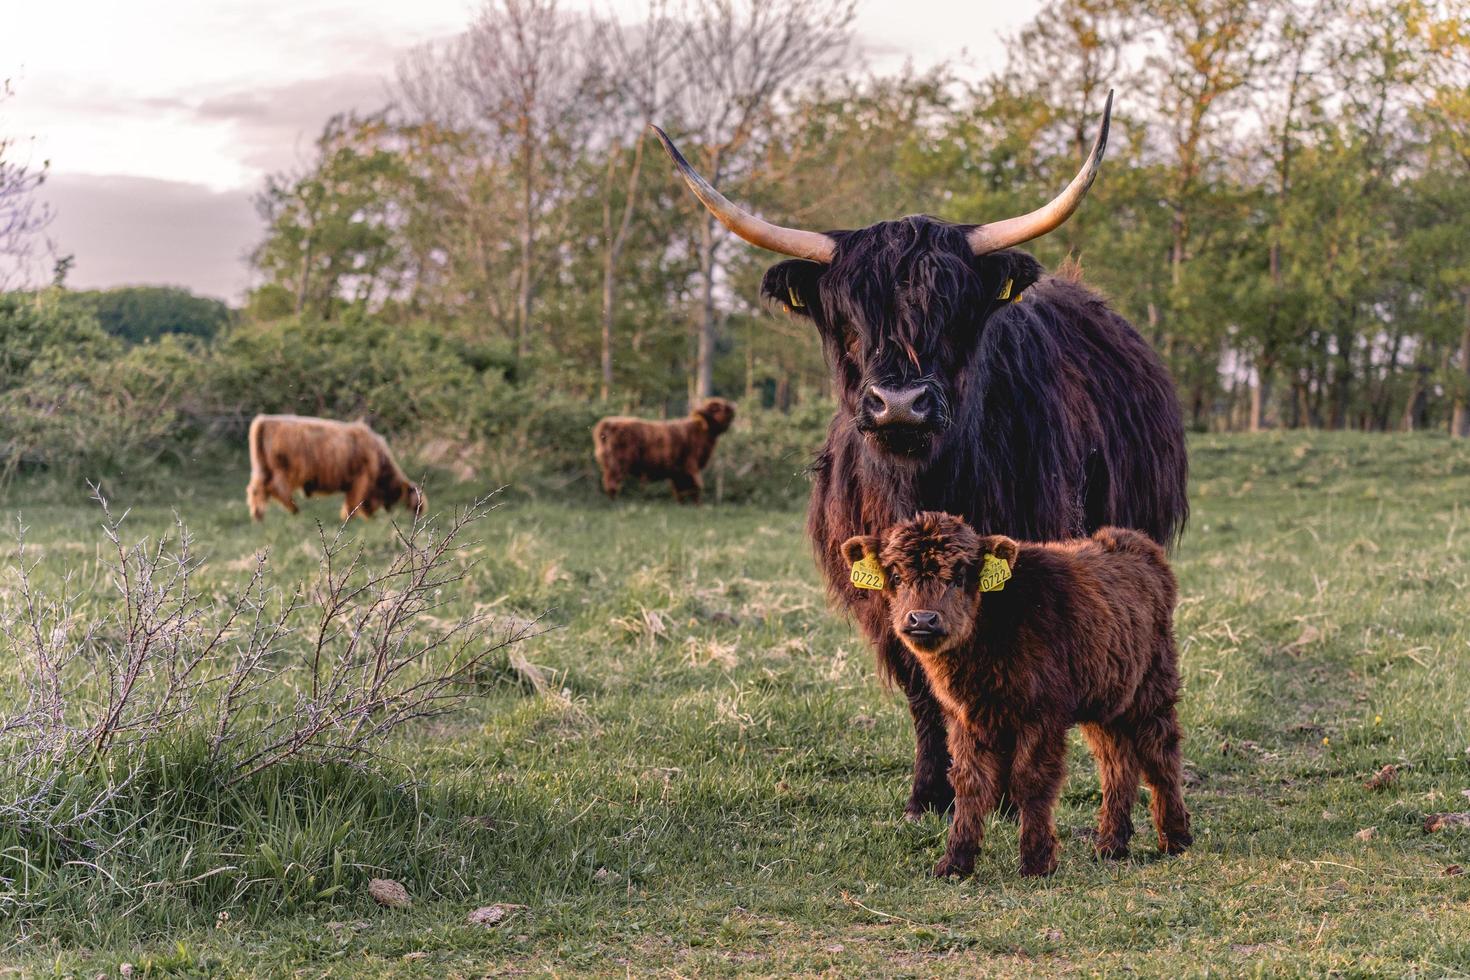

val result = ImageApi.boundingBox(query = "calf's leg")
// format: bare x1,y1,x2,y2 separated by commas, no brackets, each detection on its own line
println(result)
932,728,1003,878
1080,722,1140,859
1010,724,1068,877
1133,707,1192,855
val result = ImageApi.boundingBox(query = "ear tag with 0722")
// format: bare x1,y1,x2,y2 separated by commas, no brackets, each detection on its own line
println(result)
979,554,1011,592
850,554,886,590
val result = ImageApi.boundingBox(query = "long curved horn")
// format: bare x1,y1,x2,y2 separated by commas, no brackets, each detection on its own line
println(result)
967,90,1113,255
650,125,838,263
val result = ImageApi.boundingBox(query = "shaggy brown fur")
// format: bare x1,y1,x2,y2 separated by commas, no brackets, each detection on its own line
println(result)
593,398,736,503
246,414,425,522
843,513,1191,879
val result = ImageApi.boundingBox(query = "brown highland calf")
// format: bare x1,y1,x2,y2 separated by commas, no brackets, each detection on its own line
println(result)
593,398,735,503
842,513,1191,879
246,414,425,522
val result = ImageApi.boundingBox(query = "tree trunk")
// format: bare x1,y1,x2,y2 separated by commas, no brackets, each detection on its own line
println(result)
1250,353,1274,432
295,233,314,316
600,130,650,402
1452,291,1470,437
515,114,536,370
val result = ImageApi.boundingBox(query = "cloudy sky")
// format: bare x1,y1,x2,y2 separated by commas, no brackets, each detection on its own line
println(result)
2,0,1037,303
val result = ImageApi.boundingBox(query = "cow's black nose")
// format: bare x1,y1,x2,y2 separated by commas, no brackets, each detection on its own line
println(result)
866,385,930,427
904,610,943,633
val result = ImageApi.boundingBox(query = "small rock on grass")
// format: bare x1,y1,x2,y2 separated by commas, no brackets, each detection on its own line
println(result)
1443,865,1463,877
467,904,526,927
1363,764,1400,791
1354,827,1376,842
368,878,412,909
1423,812,1470,833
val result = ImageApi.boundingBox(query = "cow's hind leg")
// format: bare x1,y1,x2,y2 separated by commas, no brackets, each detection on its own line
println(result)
886,636,953,820
1081,722,1140,859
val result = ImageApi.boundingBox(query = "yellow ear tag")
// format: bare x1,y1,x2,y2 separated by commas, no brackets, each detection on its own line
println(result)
850,553,886,590
979,554,1012,592
788,286,805,308
997,278,1013,301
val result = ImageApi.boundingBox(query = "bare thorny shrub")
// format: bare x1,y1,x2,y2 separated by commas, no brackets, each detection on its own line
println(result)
0,486,544,841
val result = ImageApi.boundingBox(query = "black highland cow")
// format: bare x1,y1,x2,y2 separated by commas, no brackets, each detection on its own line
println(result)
653,93,1189,819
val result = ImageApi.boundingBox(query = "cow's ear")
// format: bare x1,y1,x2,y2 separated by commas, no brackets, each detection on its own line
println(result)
761,260,824,321
972,249,1044,308
841,534,880,565
977,534,1020,568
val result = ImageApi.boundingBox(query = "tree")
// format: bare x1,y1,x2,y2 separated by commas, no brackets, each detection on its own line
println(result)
0,79,52,291
251,113,414,320
672,0,857,399
591,2,681,402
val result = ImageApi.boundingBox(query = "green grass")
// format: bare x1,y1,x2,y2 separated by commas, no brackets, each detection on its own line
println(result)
2,432,1469,977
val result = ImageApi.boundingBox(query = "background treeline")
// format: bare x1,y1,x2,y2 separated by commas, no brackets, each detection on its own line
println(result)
244,0,1470,433
3,0,1469,490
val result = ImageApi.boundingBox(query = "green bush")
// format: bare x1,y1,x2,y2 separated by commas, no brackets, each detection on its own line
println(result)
212,316,491,436
65,286,233,344
0,296,836,497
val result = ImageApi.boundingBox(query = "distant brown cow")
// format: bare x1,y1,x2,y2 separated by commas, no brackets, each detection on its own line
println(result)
842,513,1190,879
593,398,736,503
246,414,425,522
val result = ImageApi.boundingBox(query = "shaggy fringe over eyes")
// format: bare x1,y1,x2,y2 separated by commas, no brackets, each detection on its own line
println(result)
880,513,980,582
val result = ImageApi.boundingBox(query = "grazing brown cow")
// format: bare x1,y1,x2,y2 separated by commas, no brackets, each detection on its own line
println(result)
842,513,1191,879
593,398,735,503
246,414,425,522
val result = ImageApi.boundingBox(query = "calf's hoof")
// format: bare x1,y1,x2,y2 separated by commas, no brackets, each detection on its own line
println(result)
1093,841,1130,861
931,856,973,879
1158,830,1193,855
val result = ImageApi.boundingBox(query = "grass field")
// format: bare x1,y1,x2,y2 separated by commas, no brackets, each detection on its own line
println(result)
2,432,1469,977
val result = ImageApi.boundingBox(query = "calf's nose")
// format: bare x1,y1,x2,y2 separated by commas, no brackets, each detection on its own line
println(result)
865,384,930,427
905,610,942,633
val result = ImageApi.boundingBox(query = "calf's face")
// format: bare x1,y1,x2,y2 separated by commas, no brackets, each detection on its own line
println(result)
842,513,1019,657
696,398,736,434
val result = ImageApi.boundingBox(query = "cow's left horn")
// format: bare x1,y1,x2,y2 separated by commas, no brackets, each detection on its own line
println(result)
651,125,838,264
967,90,1113,255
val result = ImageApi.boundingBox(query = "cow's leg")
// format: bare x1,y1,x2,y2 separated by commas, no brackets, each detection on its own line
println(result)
884,635,953,819
341,475,372,521
601,467,623,499
268,474,298,514
246,474,269,521
671,473,701,504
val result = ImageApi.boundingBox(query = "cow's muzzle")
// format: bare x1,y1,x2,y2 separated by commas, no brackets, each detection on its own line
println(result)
864,384,931,429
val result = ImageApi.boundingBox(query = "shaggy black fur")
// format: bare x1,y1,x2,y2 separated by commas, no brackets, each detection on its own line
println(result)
761,214,1189,819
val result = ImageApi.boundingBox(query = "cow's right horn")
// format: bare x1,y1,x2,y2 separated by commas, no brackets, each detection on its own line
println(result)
967,90,1113,255
651,125,838,264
